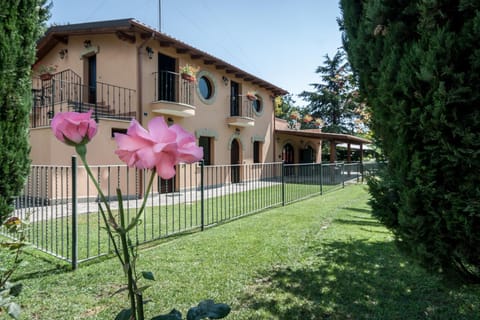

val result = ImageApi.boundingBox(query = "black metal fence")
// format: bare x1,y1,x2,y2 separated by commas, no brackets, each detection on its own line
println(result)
3,160,370,268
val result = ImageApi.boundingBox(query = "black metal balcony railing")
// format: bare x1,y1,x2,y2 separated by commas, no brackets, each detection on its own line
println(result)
153,70,195,106
31,70,137,128
230,97,255,118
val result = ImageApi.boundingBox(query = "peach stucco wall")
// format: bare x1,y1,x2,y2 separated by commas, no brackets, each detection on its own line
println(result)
32,32,279,166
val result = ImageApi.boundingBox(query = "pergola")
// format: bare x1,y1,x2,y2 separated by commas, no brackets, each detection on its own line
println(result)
275,128,371,163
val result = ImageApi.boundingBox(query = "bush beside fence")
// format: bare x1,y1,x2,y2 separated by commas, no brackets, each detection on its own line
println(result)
3,160,371,268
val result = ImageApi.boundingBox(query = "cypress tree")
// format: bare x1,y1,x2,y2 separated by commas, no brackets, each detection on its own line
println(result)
340,0,480,282
0,1,50,223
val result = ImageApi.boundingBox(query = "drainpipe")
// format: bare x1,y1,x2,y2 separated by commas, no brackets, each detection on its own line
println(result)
137,32,154,125
136,32,154,197
272,96,276,163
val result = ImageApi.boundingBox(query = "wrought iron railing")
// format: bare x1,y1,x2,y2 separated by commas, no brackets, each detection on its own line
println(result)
31,70,136,128
230,96,255,118
152,70,195,106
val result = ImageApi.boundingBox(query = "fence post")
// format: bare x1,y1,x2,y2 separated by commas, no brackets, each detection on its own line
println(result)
361,162,364,183
71,155,78,270
281,161,285,206
342,162,345,188
320,163,323,195
200,160,205,231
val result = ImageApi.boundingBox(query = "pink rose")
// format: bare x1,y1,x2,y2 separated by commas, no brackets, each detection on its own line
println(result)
51,110,97,146
114,117,203,180
170,124,204,163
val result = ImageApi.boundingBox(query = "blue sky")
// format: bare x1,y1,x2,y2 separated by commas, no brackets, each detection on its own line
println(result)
48,0,343,102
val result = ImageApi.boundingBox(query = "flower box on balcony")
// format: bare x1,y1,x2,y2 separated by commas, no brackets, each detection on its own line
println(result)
180,64,198,83
181,73,196,83
246,92,257,101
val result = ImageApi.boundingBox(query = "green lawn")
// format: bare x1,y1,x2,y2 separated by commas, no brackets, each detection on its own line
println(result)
10,184,480,319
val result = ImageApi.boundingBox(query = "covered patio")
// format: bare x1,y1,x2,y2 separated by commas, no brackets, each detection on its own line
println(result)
274,119,371,164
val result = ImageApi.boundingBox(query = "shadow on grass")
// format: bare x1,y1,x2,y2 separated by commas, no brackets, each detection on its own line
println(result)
343,207,372,214
333,218,382,227
240,239,479,319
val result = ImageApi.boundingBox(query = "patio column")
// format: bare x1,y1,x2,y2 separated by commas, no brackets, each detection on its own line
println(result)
347,143,351,163
360,144,364,163
329,140,336,163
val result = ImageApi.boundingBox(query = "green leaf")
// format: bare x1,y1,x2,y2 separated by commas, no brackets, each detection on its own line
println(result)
186,300,231,320
142,271,155,281
8,302,21,319
114,308,132,320
151,308,182,320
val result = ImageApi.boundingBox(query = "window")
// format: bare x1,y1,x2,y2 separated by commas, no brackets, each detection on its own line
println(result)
111,128,127,138
252,96,263,116
198,76,213,100
196,71,217,104
198,136,213,165
253,141,262,163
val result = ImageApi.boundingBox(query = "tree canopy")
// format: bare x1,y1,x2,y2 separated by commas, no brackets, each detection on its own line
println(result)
300,49,368,134
0,0,50,223
340,0,480,282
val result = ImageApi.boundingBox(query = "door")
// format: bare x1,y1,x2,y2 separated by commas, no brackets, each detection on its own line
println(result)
230,81,239,116
158,53,176,101
282,143,295,176
231,139,240,183
159,173,175,193
88,55,97,104
300,146,314,163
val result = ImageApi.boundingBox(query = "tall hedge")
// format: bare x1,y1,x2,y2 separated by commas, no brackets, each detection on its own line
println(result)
0,1,49,223
340,0,480,282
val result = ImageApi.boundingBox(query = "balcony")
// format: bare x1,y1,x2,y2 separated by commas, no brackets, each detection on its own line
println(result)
226,98,255,127
30,69,137,128
150,71,196,118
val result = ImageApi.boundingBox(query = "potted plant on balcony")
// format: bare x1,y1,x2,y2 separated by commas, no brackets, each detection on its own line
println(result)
303,114,313,123
289,111,300,120
180,64,198,83
246,91,257,101
314,118,324,128
37,64,57,81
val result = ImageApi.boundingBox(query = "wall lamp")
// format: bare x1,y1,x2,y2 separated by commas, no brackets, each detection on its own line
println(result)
59,48,68,59
222,76,229,86
83,40,92,48
146,46,154,59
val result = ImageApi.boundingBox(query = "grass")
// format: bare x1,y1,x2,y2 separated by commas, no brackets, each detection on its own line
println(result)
9,184,479,319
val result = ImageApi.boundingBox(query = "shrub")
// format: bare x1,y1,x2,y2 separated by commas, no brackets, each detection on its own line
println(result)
340,0,480,282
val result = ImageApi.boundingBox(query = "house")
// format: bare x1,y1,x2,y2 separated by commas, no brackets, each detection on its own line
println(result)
30,18,369,170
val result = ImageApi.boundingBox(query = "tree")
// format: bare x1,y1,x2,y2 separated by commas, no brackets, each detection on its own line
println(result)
0,1,50,224
300,49,366,134
340,0,480,282
274,94,297,119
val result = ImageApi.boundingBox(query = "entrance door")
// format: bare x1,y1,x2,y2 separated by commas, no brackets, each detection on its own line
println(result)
230,139,240,183
158,53,176,101
88,55,97,104
300,146,315,163
159,173,175,193
282,143,295,176
282,143,294,164
230,81,239,116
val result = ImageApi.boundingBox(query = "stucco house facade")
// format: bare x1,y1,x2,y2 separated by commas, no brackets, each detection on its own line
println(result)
30,18,369,170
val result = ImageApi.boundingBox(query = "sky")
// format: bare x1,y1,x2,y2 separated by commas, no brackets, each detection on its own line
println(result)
47,0,344,103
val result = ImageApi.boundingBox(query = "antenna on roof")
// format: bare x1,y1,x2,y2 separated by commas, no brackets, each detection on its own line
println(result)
158,0,162,32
